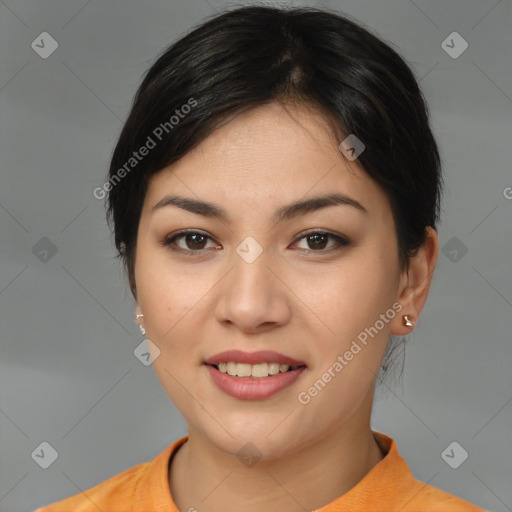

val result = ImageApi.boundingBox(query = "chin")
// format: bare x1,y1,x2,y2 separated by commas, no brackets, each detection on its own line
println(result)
198,419,310,462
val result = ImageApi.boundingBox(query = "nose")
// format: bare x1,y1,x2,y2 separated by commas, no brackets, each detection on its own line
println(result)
215,244,291,334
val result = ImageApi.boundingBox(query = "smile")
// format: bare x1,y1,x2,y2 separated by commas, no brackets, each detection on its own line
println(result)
204,364,306,400
210,362,303,378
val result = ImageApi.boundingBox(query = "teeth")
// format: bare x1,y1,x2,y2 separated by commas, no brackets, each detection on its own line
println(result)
216,362,299,378
251,362,268,377
226,362,237,376
236,363,252,377
268,363,280,375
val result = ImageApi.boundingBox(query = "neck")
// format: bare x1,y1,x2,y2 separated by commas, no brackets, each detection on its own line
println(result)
169,420,385,512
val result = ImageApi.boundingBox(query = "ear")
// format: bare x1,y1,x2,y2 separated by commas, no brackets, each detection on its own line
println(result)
390,226,439,336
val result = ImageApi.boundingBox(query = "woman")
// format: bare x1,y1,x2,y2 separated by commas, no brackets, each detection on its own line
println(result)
36,5,486,511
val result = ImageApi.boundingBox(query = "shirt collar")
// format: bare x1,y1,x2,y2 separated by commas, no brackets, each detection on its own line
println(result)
133,430,412,511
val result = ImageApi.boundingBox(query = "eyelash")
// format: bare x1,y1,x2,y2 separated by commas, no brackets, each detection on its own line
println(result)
161,229,350,256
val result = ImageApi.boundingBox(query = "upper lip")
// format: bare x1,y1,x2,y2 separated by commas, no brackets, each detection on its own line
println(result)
204,350,307,367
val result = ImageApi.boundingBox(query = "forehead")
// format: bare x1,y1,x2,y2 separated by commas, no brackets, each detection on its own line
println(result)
143,102,390,220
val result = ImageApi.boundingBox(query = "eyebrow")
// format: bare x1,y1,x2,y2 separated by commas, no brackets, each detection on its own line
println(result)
151,193,368,222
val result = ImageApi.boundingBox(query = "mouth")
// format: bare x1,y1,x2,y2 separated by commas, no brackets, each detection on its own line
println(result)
203,350,308,400
203,349,307,376
205,362,306,378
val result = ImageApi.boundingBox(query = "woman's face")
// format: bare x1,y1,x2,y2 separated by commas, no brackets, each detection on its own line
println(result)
134,102,407,459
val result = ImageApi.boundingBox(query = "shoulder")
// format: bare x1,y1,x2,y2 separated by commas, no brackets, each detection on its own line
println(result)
33,460,150,512
32,436,188,512
328,431,489,512
398,477,489,512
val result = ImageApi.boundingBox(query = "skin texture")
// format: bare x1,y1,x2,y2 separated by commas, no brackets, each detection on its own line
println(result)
133,101,439,512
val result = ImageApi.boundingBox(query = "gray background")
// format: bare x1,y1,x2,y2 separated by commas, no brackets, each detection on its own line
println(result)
0,1,511,511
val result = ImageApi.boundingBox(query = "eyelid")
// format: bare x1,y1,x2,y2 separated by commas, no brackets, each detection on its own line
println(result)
294,228,349,242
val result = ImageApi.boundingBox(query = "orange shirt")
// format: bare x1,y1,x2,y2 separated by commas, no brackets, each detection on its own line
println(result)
35,431,486,511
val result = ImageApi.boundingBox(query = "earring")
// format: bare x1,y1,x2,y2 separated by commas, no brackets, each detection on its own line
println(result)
136,313,146,336
403,315,413,327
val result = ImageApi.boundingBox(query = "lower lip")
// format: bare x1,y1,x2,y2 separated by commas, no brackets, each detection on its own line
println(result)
205,365,306,400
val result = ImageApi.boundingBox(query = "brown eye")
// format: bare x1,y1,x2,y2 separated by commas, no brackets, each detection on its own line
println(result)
163,230,219,254
182,233,208,250
306,233,329,250
294,231,350,252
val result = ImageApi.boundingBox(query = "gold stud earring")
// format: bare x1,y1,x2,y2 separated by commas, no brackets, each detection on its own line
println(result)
136,313,146,336
403,315,413,327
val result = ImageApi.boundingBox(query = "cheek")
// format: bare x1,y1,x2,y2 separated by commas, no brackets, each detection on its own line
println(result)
302,251,397,356
136,246,198,320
